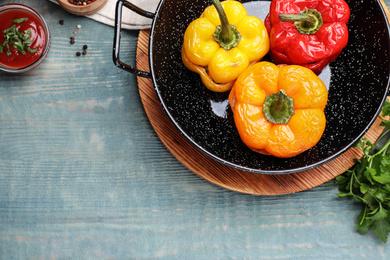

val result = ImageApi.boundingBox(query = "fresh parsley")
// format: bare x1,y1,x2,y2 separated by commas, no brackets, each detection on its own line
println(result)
334,99,390,243
12,17,28,24
0,18,37,56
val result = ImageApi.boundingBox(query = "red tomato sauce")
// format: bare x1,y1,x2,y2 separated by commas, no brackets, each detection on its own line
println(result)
0,9,46,68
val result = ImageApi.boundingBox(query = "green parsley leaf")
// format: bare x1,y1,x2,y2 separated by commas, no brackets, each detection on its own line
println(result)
3,24,15,34
382,100,390,117
5,43,11,56
368,206,390,243
357,209,374,234
12,18,28,24
372,172,390,185
26,47,37,54
374,218,390,243
360,183,370,194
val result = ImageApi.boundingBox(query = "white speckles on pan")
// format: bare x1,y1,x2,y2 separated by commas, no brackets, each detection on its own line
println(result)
147,0,390,174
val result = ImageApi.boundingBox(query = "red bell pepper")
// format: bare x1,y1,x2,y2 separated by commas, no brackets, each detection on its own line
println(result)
264,0,350,74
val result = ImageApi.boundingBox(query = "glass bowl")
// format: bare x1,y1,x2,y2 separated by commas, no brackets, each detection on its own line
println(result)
0,4,51,73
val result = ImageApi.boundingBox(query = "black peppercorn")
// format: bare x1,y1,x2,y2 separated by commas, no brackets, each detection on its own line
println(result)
83,44,88,50
59,20,64,25
70,37,75,44
82,50,87,55
76,51,81,56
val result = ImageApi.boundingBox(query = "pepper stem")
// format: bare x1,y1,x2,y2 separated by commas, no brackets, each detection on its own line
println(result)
279,9,323,35
211,0,241,50
263,90,295,124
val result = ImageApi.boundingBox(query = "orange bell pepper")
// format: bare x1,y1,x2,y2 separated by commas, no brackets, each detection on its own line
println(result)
229,61,328,158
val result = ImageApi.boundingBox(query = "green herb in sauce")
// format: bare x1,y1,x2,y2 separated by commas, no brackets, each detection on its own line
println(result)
0,18,37,56
12,17,28,24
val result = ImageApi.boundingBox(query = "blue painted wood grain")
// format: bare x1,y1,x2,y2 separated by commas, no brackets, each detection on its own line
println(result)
1,0,390,259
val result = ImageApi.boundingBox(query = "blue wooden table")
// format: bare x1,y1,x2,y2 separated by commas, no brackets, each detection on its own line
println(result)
1,0,390,259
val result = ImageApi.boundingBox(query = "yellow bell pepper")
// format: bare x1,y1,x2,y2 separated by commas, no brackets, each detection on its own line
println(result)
182,0,270,92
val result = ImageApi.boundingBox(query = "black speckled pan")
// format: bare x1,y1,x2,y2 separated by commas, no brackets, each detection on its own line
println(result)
113,0,390,174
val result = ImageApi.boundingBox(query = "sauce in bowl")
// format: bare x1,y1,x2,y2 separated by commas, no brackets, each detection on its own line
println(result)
0,4,50,73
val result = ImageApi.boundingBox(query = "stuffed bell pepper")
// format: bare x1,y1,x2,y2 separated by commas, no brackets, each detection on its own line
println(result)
229,61,328,158
182,0,270,92
264,0,350,74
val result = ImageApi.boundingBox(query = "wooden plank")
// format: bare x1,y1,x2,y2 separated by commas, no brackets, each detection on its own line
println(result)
1,0,390,259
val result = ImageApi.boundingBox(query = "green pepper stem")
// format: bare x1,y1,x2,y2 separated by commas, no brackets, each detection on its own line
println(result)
279,9,323,35
272,91,288,118
263,90,295,124
211,0,241,50
211,0,230,42
279,13,312,23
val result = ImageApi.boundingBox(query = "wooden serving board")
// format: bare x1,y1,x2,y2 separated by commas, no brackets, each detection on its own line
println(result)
136,29,386,195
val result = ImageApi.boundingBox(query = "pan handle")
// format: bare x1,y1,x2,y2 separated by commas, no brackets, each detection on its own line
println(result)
113,0,154,78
